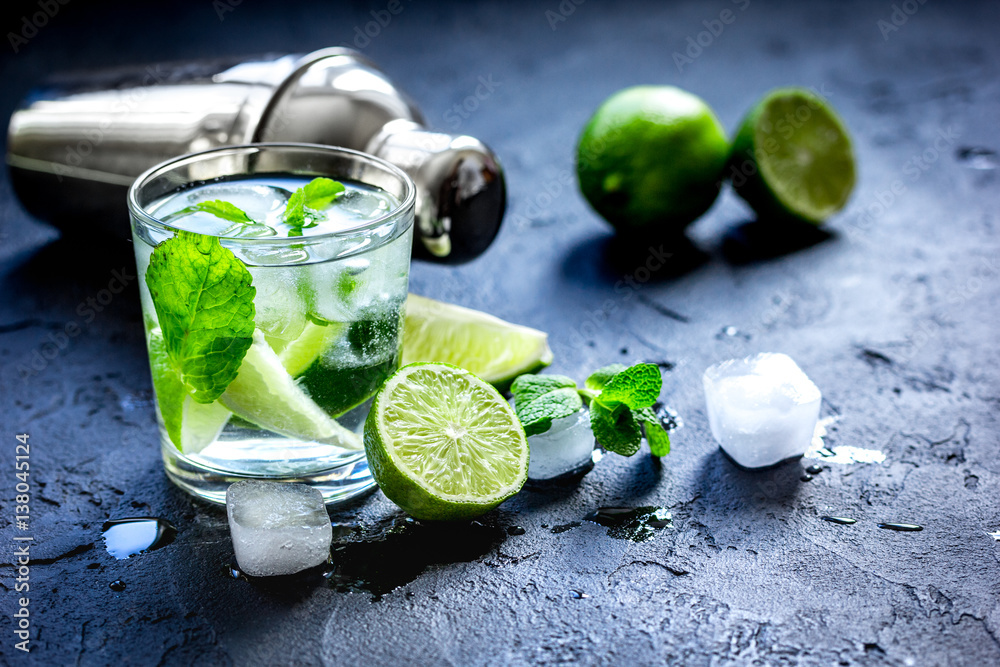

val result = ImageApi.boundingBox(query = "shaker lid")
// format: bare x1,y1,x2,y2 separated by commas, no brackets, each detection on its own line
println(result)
366,120,506,264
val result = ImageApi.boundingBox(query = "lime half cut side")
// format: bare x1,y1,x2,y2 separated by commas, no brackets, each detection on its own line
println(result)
364,363,529,521
730,87,856,224
402,294,553,392
220,330,362,450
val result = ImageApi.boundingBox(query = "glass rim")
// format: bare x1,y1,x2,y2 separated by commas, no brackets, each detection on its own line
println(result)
127,142,416,243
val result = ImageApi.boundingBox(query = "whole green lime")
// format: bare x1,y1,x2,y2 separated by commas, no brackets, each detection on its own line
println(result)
576,85,729,236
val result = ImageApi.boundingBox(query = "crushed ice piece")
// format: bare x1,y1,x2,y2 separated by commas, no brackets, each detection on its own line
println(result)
526,409,595,481
703,352,822,469
226,481,332,577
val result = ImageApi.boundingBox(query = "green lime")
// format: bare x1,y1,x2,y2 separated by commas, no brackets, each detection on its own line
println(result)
576,85,729,236
148,332,231,454
220,331,362,450
277,319,345,377
728,87,856,223
402,294,552,392
364,362,528,521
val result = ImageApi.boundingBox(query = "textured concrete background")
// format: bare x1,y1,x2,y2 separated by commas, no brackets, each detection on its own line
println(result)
1,0,998,665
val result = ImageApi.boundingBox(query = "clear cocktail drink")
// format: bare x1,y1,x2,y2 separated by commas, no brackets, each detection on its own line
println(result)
128,144,415,505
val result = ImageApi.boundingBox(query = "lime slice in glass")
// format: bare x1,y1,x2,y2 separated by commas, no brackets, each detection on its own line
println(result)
276,319,346,377
148,333,231,455
729,87,856,223
364,362,529,520
402,294,553,392
220,330,362,450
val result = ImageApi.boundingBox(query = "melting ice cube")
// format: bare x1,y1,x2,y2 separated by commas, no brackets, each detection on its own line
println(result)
703,353,822,469
226,481,332,577
527,409,595,481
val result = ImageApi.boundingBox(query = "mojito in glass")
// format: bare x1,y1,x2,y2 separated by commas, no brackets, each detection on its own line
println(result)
128,144,415,505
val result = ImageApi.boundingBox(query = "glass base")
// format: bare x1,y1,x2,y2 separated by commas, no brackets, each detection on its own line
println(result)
162,444,377,506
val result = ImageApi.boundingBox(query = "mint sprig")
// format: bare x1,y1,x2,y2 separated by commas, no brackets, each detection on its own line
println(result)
284,177,346,236
145,232,256,407
164,178,346,238
511,363,671,457
164,199,255,225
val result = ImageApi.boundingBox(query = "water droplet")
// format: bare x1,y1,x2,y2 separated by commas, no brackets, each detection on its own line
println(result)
101,517,177,559
956,146,998,170
109,579,126,592
507,526,526,536
228,560,246,580
821,516,857,525
986,530,1000,541
551,522,581,534
716,326,751,340
805,464,823,475
878,522,923,532
654,404,684,432
800,474,814,482
585,507,672,542
570,589,589,599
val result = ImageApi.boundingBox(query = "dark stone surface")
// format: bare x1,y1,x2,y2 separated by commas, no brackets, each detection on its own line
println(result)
2,0,999,664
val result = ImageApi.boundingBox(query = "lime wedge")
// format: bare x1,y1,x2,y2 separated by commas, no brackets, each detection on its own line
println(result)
276,319,345,377
220,330,362,450
729,87,856,223
402,294,553,391
148,333,231,455
364,362,528,520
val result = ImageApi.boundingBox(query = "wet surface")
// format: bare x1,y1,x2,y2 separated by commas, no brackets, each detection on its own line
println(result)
2,1,999,665
323,515,505,601
101,517,177,559
584,507,673,542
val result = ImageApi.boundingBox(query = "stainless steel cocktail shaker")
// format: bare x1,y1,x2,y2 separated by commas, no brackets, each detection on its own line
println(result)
6,47,505,263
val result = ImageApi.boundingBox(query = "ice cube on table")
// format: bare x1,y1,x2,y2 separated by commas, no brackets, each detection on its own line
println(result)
226,481,332,577
527,409,596,481
703,353,822,469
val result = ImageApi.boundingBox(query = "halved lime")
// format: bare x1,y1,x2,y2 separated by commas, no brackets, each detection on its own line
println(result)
729,87,856,223
402,294,552,392
220,330,362,450
364,362,529,520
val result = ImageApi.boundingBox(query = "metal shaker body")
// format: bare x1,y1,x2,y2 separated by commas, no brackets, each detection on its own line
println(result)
7,48,504,263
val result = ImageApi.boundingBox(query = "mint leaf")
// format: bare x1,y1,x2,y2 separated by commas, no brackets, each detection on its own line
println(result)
169,200,255,224
590,401,642,456
517,387,583,437
284,189,306,235
511,374,581,436
637,406,671,457
284,178,345,236
598,363,661,409
145,232,255,404
303,177,345,209
511,374,577,406
585,364,626,393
